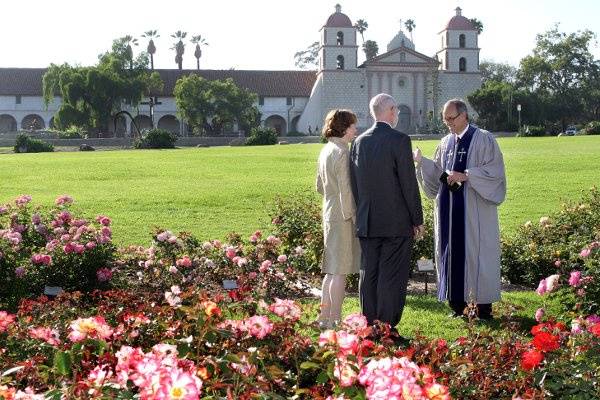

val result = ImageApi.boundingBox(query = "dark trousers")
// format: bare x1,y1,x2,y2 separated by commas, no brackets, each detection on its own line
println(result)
359,236,413,329
449,301,493,318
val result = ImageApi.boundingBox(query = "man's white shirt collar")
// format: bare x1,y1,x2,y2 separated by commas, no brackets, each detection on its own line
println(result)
455,125,469,140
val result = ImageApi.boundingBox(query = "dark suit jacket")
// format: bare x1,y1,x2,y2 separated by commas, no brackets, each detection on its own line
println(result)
350,121,423,237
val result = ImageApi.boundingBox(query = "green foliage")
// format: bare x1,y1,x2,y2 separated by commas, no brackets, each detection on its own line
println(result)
245,127,278,146
13,134,54,153
53,125,87,139
267,194,435,280
362,40,379,60
42,38,163,132
2,137,600,247
468,81,548,132
269,193,323,276
479,60,517,84
517,27,600,129
581,121,600,135
0,196,116,309
293,41,319,69
501,187,600,287
134,128,177,149
517,125,547,137
174,74,259,135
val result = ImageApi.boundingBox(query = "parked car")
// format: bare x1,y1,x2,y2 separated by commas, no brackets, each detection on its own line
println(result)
565,125,578,136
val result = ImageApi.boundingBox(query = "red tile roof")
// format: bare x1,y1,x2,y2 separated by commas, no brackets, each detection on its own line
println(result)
0,68,317,97
325,12,353,28
445,15,476,31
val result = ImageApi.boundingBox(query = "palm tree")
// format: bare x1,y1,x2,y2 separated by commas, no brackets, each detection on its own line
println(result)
363,40,379,60
190,35,209,70
354,19,368,44
142,30,160,70
469,18,484,34
123,35,138,69
404,19,416,43
171,31,188,70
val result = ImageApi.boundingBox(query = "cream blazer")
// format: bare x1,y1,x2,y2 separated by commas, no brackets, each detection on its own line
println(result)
316,137,360,275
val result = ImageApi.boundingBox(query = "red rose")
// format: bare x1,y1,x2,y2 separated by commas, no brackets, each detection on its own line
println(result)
590,324,600,337
531,322,552,336
533,331,560,352
521,349,544,370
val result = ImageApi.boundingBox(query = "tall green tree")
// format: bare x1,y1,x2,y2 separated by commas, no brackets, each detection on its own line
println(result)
42,38,163,133
191,35,208,70
142,30,159,70
174,74,258,135
294,42,319,69
362,40,378,60
469,18,484,34
171,31,188,70
354,19,368,43
517,26,600,128
479,60,517,84
404,19,416,43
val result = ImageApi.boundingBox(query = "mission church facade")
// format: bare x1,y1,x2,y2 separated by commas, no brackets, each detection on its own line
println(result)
0,5,481,136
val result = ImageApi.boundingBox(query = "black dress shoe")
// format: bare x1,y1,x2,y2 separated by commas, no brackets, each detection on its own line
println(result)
478,313,494,321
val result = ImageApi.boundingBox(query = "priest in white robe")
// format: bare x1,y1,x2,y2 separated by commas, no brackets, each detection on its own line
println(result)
414,99,506,319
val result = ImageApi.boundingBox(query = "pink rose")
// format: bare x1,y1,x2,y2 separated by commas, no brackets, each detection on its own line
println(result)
225,246,237,259
259,260,272,273
95,215,111,226
580,248,591,258
268,298,301,321
336,330,360,356
244,315,273,339
176,256,193,268
535,308,545,322
568,271,582,287
536,279,547,295
97,268,113,282
277,254,288,263
55,195,74,206
319,329,337,347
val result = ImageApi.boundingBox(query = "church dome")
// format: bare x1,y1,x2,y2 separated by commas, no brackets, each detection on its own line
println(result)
325,4,353,27
444,7,476,31
387,28,415,52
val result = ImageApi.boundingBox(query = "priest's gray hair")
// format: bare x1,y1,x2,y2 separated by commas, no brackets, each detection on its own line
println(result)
369,93,396,119
444,99,469,121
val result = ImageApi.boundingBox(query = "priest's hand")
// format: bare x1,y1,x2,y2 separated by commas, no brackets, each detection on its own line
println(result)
447,171,468,184
413,225,425,240
413,147,422,163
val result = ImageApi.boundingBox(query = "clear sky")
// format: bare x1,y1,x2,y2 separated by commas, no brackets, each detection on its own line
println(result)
2,0,599,70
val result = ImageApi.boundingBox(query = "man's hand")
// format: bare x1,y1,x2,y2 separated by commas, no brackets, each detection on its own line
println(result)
413,147,422,163
413,225,425,240
447,171,468,184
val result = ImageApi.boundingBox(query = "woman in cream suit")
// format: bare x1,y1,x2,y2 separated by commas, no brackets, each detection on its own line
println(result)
315,109,361,329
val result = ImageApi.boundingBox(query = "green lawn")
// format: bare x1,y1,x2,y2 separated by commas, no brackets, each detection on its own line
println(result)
299,291,561,341
1,136,599,246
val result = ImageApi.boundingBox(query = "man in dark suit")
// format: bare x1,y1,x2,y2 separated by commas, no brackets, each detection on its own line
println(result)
350,93,424,336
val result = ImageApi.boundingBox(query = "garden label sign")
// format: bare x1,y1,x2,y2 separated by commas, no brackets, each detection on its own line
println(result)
417,258,434,272
44,286,64,296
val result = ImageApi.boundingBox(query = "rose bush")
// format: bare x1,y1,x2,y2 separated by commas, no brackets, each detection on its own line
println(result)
1,194,599,399
0,195,116,309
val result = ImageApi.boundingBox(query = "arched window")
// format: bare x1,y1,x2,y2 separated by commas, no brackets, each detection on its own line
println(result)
337,31,344,46
336,55,345,70
459,57,467,72
459,34,466,48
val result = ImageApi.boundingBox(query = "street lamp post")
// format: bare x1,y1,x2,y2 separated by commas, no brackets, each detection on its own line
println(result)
517,104,522,132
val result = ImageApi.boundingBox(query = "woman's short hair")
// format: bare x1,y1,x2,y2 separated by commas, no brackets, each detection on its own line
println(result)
322,109,357,138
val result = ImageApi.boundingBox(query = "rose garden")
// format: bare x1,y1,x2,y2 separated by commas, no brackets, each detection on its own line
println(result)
0,137,599,400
